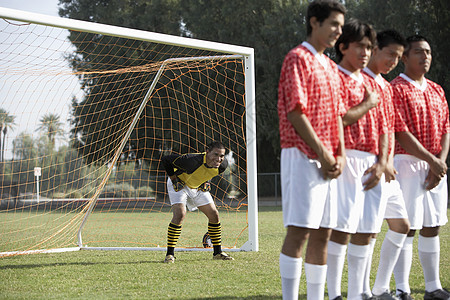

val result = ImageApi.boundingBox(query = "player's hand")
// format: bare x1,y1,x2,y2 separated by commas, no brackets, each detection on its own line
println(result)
319,150,337,179
425,170,442,190
198,182,211,192
429,157,447,179
384,161,397,182
171,176,185,192
363,163,384,191
327,155,345,179
363,85,379,109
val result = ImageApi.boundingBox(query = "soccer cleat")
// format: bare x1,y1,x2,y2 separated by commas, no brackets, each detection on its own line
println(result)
163,254,175,263
424,288,450,300
371,292,400,300
397,289,413,300
331,296,343,300
213,252,234,260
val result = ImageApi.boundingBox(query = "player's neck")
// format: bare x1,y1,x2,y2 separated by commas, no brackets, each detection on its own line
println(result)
366,60,380,76
339,60,360,75
403,70,426,85
306,36,326,54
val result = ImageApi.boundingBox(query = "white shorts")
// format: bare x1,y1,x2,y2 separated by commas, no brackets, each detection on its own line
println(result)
280,147,337,229
394,154,448,230
383,180,408,219
166,179,213,211
335,150,378,233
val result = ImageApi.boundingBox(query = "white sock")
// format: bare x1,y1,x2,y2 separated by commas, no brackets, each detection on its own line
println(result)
393,236,413,294
327,241,347,299
305,263,327,300
347,243,370,300
372,230,407,295
280,253,302,300
418,235,442,292
362,238,376,296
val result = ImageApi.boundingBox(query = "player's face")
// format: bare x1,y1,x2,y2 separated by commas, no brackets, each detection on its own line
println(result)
375,43,404,74
403,40,432,75
205,147,225,168
341,37,372,72
312,11,344,50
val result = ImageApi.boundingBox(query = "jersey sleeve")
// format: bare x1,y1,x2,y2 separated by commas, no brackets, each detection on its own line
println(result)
161,154,180,176
281,51,309,114
391,84,410,133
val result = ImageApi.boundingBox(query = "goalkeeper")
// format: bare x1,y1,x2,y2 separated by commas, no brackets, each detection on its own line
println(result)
161,141,234,263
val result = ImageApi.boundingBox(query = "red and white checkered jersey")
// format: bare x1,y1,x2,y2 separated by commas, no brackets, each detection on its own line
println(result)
278,42,344,159
340,67,388,155
392,74,450,155
361,68,392,150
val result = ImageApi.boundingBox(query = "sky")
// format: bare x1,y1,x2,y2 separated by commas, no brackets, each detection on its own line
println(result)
0,0,81,159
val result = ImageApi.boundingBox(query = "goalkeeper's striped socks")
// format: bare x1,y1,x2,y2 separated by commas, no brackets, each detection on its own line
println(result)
166,222,182,256
208,222,222,255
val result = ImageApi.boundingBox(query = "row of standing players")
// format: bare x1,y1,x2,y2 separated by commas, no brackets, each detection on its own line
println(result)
278,1,449,300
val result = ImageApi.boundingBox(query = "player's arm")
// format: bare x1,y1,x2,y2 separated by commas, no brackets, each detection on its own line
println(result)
342,85,379,127
363,133,388,190
328,116,346,178
161,154,179,179
423,133,450,190
161,154,185,190
396,131,447,178
287,104,338,179
384,133,398,182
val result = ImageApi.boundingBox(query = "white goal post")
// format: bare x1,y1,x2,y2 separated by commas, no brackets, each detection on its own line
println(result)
0,7,258,255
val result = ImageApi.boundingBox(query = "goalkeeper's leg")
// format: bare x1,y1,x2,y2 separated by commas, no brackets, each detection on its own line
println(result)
164,203,186,262
199,203,233,260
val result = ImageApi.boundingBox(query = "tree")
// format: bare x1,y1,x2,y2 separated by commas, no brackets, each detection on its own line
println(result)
346,0,450,94
59,0,450,173
0,108,16,177
36,113,64,151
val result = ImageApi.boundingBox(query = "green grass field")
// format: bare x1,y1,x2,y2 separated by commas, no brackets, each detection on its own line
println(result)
0,207,449,299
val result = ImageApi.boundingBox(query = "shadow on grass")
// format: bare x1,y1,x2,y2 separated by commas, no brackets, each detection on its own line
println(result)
0,259,164,270
182,295,283,300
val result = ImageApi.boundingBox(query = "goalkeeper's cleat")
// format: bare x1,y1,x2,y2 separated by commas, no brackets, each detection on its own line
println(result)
163,254,175,263
213,252,234,260
198,181,211,192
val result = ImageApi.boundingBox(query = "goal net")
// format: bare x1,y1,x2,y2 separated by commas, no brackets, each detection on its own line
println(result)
0,8,258,257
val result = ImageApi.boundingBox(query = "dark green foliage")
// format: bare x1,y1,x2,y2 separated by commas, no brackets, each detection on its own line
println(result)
59,0,450,173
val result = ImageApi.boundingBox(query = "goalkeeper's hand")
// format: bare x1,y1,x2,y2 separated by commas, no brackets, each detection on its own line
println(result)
171,176,185,192
198,181,211,192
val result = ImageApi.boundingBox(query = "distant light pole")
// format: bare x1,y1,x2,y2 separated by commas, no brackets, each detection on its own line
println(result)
34,167,41,202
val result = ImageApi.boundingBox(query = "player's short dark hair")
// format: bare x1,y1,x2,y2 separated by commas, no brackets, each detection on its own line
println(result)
404,34,429,56
334,18,376,62
206,141,225,152
376,29,407,50
306,0,346,37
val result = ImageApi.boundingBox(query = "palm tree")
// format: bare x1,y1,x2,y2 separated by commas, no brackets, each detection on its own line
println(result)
36,113,64,151
0,108,16,178
0,108,16,163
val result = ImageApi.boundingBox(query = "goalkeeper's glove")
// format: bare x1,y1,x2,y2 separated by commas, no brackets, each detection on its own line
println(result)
198,181,211,192
172,177,185,192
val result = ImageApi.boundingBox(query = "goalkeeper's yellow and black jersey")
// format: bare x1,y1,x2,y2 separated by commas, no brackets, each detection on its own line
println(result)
161,152,228,189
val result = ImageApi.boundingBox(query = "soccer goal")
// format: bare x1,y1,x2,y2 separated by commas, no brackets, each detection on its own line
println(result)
0,7,258,257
